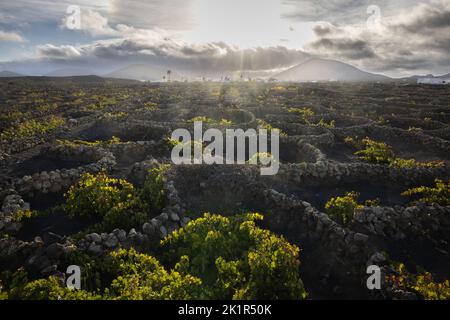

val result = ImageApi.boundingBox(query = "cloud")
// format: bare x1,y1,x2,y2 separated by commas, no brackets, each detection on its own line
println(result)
281,0,424,24
304,0,450,75
37,44,81,58
109,0,195,30
0,0,194,32
0,30,25,42
35,35,309,74
60,9,116,37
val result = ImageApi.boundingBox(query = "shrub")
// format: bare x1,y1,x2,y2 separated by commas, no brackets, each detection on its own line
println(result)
325,192,362,225
247,152,278,166
10,249,201,300
348,137,443,169
161,213,307,300
65,171,146,230
0,116,65,143
386,263,450,300
256,119,287,137
288,107,314,123
315,118,335,129
401,179,450,206
139,165,169,214
187,116,214,123
0,281,7,300
3,214,306,300
12,209,39,223
355,137,394,164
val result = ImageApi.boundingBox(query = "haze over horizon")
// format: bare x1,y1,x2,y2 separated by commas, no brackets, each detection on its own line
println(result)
0,0,450,78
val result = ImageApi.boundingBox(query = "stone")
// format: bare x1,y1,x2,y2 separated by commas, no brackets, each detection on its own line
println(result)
128,228,137,238
88,233,102,243
113,229,127,242
160,226,167,237
88,243,103,256
354,233,369,243
142,222,155,235
104,234,118,249
170,212,180,222
46,243,66,260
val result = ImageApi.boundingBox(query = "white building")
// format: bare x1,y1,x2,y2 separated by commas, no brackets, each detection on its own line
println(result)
417,78,450,85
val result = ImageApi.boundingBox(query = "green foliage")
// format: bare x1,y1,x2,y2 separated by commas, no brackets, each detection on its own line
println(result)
288,107,315,123
315,118,335,129
161,213,307,300
402,179,450,206
325,192,363,225
139,165,169,214
166,137,181,148
247,152,278,165
106,249,201,299
348,137,443,168
64,171,146,230
57,136,122,148
11,249,201,300
325,192,380,225
389,157,443,169
12,209,39,223
256,119,287,137
355,137,394,164
4,212,306,300
408,127,423,133
65,171,135,219
187,116,214,123
386,263,450,300
103,112,127,120
0,116,65,143
187,116,233,126
0,280,7,300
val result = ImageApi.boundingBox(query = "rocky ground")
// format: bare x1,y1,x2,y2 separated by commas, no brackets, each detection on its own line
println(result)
0,77,449,299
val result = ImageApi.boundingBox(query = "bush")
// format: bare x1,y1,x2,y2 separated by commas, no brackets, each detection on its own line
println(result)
161,213,307,300
139,165,169,214
348,137,443,168
325,192,362,225
3,214,306,300
325,192,379,225
0,115,65,143
10,249,201,300
355,137,394,164
402,179,450,206
288,107,314,123
65,171,146,230
0,281,7,300
386,263,450,300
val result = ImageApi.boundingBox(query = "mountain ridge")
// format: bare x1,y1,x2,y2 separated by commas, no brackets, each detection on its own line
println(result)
274,58,391,82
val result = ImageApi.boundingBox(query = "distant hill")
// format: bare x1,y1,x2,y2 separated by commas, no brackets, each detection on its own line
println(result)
274,58,391,82
106,64,185,81
45,68,97,77
400,73,450,82
0,70,25,77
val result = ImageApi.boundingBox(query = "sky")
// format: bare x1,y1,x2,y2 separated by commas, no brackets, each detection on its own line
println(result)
0,0,449,77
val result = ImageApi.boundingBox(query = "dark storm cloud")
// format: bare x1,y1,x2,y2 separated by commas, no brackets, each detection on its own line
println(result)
304,0,450,75
282,0,370,24
281,0,426,24
309,37,376,59
36,38,310,73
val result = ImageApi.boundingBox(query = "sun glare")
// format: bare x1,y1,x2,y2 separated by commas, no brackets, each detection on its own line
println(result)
184,0,314,48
